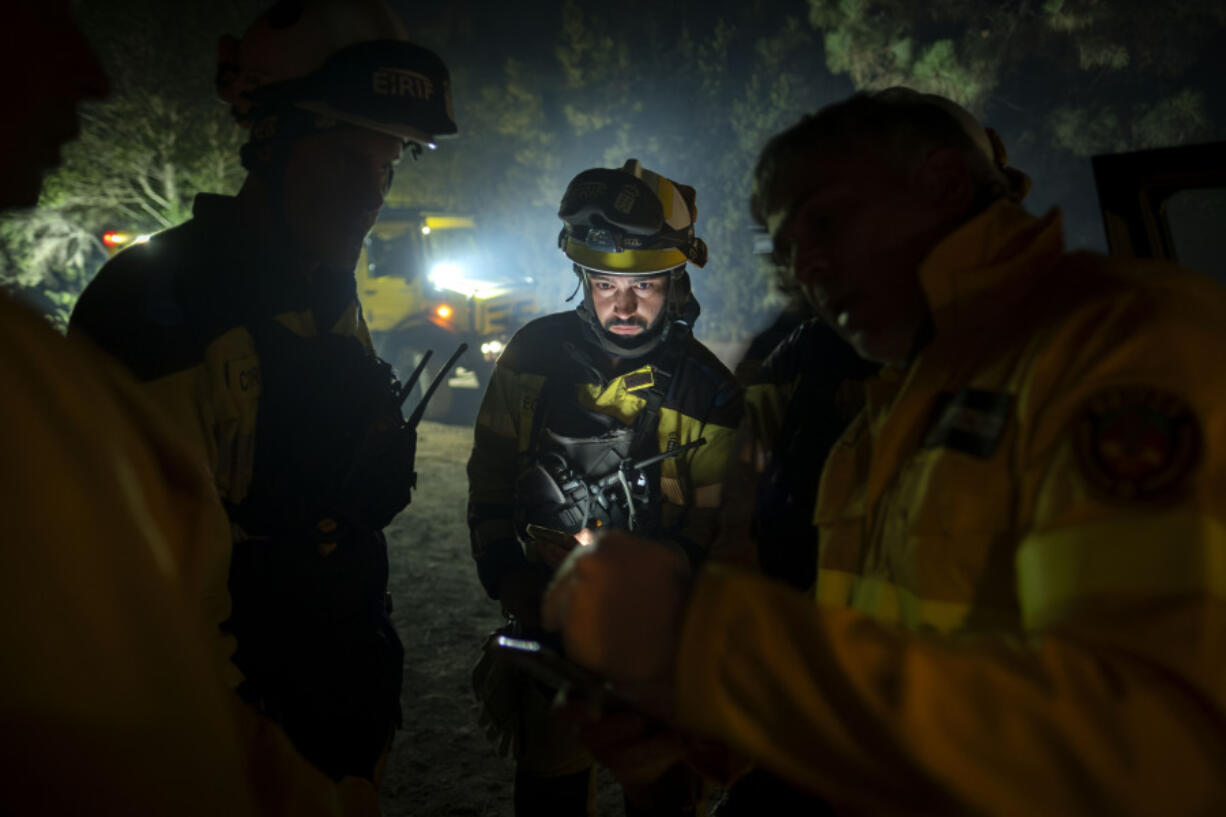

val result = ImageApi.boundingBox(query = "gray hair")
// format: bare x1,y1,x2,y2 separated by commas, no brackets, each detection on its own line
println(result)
752,87,1029,226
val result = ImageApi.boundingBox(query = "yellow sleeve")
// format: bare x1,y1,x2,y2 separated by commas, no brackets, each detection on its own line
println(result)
467,357,542,597
711,381,787,566
673,290,1226,814
108,357,243,688
675,564,1226,814
669,416,740,555
0,301,377,817
743,379,792,454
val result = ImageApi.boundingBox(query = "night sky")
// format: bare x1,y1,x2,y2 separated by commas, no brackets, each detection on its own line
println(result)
16,0,1226,340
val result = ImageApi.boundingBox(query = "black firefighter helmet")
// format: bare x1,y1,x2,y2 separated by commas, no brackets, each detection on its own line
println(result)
557,159,708,358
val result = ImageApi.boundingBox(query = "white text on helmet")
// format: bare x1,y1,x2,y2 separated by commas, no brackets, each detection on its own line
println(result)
372,69,434,100
614,184,640,214
572,182,605,200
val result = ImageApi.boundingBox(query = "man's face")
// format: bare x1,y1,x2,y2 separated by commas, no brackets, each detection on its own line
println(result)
764,146,950,366
280,125,404,269
588,272,669,338
3,1,108,208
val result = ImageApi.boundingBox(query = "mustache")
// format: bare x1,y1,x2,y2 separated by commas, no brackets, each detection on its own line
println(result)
604,317,647,328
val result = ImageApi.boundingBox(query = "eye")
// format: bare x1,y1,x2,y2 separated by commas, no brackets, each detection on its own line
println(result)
634,281,655,291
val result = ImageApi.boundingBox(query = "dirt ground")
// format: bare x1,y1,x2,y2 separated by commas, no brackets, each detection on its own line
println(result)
379,421,627,816
378,419,505,816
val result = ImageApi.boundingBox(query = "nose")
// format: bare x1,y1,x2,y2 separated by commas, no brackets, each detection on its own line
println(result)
791,241,831,288
346,170,388,229
612,285,636,317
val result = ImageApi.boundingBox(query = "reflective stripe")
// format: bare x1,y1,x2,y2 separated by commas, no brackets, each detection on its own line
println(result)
1017,509,1226,631
580,375,648,426
660,476,685,505
475,396,517,438
815,569,971,632
564,240,687,274
694,483,722,508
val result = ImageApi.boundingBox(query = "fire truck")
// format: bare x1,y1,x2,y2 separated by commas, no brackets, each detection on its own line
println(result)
356,208,539,421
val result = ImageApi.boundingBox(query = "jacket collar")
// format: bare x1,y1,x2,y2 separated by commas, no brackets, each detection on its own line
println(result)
917,199,1065,340
863,201,1065,424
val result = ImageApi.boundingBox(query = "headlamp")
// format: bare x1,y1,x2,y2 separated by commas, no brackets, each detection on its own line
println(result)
583,228,620,253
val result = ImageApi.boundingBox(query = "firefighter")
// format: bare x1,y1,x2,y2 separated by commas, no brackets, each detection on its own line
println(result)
2,2,379,813
468,159,741,815
714,99,1028,590
69,0,457,782
708,99,1030,817
544,87,1226,814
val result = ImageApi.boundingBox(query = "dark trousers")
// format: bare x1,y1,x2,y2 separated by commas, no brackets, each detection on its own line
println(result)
228,531,403,781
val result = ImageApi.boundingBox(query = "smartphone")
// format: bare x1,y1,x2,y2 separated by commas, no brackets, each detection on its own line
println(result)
524,523,579,548
492,635,638,713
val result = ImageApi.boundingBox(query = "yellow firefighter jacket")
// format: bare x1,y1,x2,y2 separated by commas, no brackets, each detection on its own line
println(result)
672,200,1226,815
0,294,377,816
468,310,741,597
67,194,380,683
69,194,407,781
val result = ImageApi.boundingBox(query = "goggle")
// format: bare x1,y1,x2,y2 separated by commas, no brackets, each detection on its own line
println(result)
557,223,700,256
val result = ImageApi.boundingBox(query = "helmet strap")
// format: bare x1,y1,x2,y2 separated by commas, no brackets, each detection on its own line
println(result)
239,105,338,176
564,274,583,303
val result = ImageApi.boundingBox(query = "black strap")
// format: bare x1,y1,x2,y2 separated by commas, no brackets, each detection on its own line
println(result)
629,328,689,455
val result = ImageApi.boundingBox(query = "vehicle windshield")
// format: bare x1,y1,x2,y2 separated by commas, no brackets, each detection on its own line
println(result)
1164,187,1226,287
368,224,522,297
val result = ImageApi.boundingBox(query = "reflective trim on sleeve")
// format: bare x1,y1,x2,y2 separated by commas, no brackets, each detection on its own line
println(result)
474,367,526,440
815,569,971,632
660,476,685,505
694,483,722,509
1017,509,1226,632
475,401,517,439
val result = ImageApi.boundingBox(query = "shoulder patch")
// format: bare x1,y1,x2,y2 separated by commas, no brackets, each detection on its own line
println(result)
622,369,655,392
922,388,1012,459
1074,386,1202,502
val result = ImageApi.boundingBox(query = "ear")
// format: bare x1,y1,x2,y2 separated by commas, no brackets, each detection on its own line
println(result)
914,147,975,215
216,34,242,105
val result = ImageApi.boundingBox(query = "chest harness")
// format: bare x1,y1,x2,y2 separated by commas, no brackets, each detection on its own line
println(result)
513,333,705,550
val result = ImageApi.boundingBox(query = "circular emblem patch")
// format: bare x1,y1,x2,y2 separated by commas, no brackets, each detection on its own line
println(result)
1074,386,1202,502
